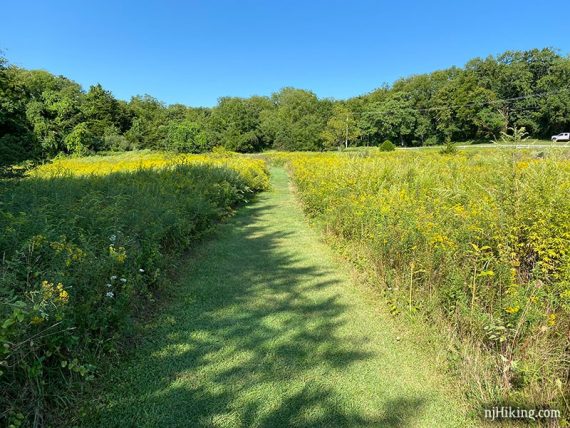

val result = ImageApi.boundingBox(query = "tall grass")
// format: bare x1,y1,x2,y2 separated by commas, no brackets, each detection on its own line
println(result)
279,149,570,418
0,153,268,426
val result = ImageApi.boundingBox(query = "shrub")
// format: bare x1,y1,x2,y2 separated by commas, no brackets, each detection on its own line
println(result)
379,140,396,152
103,133,134,152
0,134,39,167
439,140,458,155
494,125,529,145
424,136,439,146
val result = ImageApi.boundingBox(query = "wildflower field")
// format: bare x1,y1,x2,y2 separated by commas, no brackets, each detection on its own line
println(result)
0,152,268,425
3,147,570,425
274,149,570,413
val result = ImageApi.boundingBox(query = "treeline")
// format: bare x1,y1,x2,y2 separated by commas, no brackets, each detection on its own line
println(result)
1,48,570,164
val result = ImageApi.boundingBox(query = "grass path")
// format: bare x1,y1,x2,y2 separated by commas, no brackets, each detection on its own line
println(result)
85,167,476,427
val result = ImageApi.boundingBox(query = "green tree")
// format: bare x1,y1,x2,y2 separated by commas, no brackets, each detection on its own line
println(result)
208,96,272,152
0,56,37,165
432,72,506,141
261,88,331,151
167,120,209,153
364,96,419,146
64,122,95,155
125,95,167,149
82,84,128,142
19,70,84,155
379,140,395,151
321,104,361,149
536,56,570,136
2,47,570,159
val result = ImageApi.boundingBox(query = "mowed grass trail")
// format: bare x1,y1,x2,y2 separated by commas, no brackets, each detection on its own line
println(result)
85,167,475,427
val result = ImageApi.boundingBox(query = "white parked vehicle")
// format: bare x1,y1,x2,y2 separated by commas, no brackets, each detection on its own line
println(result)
551,132,570,142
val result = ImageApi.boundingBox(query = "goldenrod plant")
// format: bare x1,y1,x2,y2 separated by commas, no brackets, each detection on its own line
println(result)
270,149,570,414
0,152,268,425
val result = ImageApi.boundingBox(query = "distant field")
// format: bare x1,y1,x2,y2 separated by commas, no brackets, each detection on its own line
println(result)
457,139,570,149
31,150,269,188
341,139,570,152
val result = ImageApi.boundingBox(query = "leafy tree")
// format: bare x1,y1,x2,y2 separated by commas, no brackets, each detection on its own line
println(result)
208,96,271,152
439,140,458,155
364,95,419,146
64,122,96,155
0,56,37,165
261,88,331,151
2,47,570,162
125,95,167,149
493,125,529,144
18,70,84,155
321,103,361,149
103,132,131,151
536,57,570,136
466,49,561,136
82,84,129,142
166,120,209,153
432,72,506,141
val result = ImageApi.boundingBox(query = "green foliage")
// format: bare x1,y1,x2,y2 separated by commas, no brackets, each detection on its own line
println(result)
125,95,167,149
356,48,568,145
1,47,570,164
424,136,439,146
82,84,129,140
261,88,332,151
19,70,84,156
166,120,209,153
0,58,38,164
494,125,530,144
321,103,361,149
0,133,36,167
208,96,272,152
103,132,133,152
439,140,458,154
379,140,396,152
364,95,421,146
64,123,96,155
0,155,269,426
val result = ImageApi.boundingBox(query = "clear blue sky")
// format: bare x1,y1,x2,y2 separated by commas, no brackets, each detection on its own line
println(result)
2,0,569,107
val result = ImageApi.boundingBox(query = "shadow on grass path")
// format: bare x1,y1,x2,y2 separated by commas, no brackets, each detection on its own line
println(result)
85,167,476,427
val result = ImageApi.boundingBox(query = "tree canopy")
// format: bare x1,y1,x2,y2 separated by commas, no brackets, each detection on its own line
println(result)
1,47,569,165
